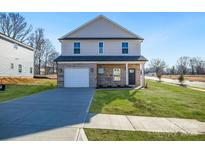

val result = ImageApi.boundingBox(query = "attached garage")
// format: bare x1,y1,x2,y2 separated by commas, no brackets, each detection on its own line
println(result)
64,68,89,87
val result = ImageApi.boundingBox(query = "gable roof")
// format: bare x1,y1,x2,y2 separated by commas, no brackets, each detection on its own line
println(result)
59,15,144,40
0,32,34,51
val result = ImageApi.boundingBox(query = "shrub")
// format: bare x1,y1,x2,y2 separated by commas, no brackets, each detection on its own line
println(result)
156,71,162,82
178,73,185,86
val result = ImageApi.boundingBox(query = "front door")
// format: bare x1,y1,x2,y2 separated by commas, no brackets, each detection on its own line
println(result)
129,68,136,85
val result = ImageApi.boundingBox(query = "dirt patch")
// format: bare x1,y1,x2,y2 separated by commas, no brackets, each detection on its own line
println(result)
0,77,56,85
34,74,57,79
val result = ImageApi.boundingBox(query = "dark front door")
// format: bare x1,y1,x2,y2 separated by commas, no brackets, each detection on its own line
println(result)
129,68,136,85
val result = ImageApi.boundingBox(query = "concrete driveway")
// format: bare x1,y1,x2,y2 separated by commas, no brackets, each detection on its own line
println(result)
0,88,94,141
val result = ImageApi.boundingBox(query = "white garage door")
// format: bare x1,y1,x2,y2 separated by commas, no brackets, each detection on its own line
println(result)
64,68,89,87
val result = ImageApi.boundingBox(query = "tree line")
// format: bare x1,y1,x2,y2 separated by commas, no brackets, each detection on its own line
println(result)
0,13,59,75
146,56,205,81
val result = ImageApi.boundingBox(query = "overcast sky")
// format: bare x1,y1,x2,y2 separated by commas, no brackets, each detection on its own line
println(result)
21,12,205,66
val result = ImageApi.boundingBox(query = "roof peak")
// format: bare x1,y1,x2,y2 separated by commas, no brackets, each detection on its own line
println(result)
59,15,144,40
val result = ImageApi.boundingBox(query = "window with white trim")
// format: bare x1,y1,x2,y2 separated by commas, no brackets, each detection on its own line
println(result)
18,64,22,73
113,68,121,81
11,63,14,69
98,68,104,74
30,67,33,74
99,42,104,54
74,42,80,54
122,42,128,54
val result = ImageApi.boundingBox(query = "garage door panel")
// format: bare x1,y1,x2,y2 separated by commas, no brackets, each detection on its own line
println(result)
64,68,89,87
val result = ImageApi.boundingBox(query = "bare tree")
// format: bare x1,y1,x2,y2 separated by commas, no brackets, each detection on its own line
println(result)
190,57,196,75
170,66,176,75
148,59,167,81
195,57,205,75
176,56,190,74
47,51,59,74
0,13,32,42
42,39,56,75
28,29,58,75
28,28,45,75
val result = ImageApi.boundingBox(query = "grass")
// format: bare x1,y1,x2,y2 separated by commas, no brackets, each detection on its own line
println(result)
84,128,205,141
0,79,56,103
90,80,205,121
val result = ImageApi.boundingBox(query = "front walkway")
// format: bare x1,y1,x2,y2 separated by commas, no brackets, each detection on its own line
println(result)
84,113,205,134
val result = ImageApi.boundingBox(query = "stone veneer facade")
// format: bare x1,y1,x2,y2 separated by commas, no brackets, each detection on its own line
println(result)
57,63,141,88
97,64,141,87
97,64,126,87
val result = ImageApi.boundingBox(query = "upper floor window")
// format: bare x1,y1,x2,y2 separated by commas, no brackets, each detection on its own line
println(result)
99,42,104,54
18,64,22,73
122,42,128,54
74,42,80,54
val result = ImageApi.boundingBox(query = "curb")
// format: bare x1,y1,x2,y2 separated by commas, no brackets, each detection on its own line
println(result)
76,128,88,141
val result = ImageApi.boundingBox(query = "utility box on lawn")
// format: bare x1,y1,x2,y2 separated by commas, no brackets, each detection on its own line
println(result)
0,84,6,91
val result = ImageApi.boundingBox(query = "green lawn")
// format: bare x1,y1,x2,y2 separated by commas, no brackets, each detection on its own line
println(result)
0,79,56,103
90,80,205,121
84,128,205,141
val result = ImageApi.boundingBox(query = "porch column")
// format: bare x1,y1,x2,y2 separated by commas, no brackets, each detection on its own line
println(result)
140,63,145,87
126,63,128,85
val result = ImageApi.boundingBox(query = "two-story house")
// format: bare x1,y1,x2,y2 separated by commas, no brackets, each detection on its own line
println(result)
55,15,147,88
0,32,34,78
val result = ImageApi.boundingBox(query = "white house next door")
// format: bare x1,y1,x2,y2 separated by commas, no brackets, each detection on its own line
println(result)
64,68,89,87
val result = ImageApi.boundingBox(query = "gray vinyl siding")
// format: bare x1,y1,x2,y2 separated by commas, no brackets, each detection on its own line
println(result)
60,16,142,56
66,16,137,38
61,39,141,56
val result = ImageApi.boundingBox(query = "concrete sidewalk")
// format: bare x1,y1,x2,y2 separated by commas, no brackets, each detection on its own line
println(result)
146,76,205,90
84,113,205,134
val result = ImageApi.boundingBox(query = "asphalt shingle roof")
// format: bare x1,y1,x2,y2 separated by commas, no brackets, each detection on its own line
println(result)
54,55,148,62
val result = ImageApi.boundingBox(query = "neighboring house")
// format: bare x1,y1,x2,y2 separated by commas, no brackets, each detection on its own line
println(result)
0,32,34,78
55,15,147,88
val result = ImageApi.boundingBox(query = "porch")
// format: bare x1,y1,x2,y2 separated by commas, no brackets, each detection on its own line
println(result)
96,63,145,88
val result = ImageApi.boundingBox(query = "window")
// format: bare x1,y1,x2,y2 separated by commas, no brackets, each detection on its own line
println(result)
122,42,128,54
30,67,33,74
11,63,14,69
98,68,104,74
129,69,135,73
99,42,104,54
18,64,22,73
74,42,80,54
113,68,121,81
13,44,18,49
